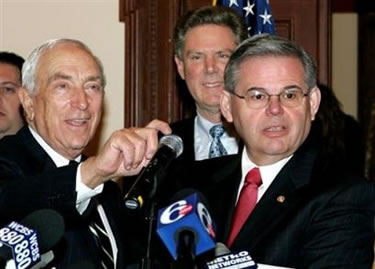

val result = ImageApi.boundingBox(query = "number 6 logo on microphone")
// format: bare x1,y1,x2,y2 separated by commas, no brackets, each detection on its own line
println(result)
197,202,216,238
159,200,193,225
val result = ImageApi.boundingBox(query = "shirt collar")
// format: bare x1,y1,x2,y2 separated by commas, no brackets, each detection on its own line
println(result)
28,126,81,167
241,148,292,187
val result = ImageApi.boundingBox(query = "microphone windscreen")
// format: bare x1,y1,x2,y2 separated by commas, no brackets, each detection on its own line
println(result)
159,134,183,158
22,209,65,253
214,242,231,257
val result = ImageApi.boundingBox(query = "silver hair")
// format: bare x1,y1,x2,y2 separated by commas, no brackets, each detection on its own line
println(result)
22,38,106,95
224,34,317,94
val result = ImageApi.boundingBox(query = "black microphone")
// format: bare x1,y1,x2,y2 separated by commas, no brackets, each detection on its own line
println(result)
0,209,65,269
124,134,183,210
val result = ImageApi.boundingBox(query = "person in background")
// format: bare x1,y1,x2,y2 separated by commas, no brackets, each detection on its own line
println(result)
171,6,248,162
159,34,375,268
311,83,366,176
0,52,25,139
0,38,171,268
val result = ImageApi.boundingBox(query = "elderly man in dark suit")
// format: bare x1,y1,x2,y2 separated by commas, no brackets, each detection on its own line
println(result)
160,34,375,268
0,38,170,268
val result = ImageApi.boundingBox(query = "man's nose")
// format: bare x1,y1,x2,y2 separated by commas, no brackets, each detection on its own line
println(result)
205,55,218,73
266,95,284,115
71,88,89,110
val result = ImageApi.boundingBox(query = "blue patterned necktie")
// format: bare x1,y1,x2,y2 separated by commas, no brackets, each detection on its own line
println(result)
209,125,228,158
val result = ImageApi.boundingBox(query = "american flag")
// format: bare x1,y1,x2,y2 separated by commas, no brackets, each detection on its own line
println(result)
214,0,276,36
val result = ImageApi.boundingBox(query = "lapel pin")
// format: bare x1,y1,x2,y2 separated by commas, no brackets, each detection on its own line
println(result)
276,195,286,203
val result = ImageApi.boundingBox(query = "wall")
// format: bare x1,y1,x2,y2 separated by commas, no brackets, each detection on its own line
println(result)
332,13,358,118
0,0,124,153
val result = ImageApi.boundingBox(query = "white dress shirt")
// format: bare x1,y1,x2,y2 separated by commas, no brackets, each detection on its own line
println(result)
28,126,118,265
194,113,239,160
236,148,293,204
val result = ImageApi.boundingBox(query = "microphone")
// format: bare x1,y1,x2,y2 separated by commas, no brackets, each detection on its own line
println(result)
124,134,183,210
0,209,65,269
205,242,257,269
156,189,216,263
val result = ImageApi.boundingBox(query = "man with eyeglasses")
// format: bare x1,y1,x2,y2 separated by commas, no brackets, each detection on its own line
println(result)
0,52,25,139
159,34,375,267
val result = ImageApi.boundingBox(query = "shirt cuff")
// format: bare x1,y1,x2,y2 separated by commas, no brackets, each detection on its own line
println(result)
75,163,104,214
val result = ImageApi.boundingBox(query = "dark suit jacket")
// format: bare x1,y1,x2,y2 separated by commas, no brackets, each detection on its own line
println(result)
170,117,196,163
0,126,134,268
158,134,375,268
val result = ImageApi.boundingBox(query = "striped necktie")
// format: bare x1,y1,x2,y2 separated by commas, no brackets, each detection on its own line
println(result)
69,160,114,268
89,201,115,269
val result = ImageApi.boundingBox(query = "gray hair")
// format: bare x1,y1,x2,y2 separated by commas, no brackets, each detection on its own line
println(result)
22,38,106,95
174,6,248,60
224,34,317,94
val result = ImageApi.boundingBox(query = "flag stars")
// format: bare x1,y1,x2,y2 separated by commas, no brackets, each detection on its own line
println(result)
229,0,239,7
243,0,255,17
259,9,273,25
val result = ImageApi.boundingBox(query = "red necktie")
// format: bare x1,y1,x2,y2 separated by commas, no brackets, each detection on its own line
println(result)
227,167,262,247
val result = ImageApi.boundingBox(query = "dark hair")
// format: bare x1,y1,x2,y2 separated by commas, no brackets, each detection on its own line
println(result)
224,34,317,94
0,52,25,81
173,6,248,59
312,84,365,176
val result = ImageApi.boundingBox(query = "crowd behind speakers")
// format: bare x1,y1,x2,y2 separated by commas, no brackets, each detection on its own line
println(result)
0,5,373,269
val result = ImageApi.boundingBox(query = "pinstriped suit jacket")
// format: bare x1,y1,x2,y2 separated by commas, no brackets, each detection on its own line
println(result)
161,134,375,268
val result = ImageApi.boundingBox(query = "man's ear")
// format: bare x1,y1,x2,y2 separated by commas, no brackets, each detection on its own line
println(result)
220,91,233,123
309,86,321,121
18,87,35,122
174,55,185,80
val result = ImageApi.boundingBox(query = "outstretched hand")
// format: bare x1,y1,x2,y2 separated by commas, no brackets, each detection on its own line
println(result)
80,119,171,188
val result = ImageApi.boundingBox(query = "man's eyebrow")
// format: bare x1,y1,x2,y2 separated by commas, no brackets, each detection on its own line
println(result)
0,81,19,87
85,75,103,85
47,73,103,86
284,84,304,91
186,50,203,56
246,85,304,92
47,72,72,85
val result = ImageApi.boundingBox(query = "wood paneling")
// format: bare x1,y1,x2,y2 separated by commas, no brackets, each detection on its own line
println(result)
358,12,375,179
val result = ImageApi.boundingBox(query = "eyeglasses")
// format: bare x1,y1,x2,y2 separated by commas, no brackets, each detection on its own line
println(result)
231,88,309,109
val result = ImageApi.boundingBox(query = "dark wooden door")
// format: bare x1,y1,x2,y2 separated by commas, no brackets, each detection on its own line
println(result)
119,0,331,127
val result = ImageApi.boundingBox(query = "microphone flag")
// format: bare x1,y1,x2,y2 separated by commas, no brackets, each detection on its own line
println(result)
156,192,216,260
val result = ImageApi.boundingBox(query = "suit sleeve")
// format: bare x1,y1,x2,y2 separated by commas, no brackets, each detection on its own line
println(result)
0,158,80,226
301,180,375,268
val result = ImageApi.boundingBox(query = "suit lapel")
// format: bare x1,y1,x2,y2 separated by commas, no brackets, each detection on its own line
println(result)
231,140,318,251
171,117,196,161
18,127,57,172
192,154,242,243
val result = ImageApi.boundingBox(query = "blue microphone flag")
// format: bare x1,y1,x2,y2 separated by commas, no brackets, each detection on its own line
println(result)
156,192,216,260
0,220,41,269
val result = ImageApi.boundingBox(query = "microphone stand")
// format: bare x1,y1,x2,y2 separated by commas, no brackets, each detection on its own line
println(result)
140,175,158,269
